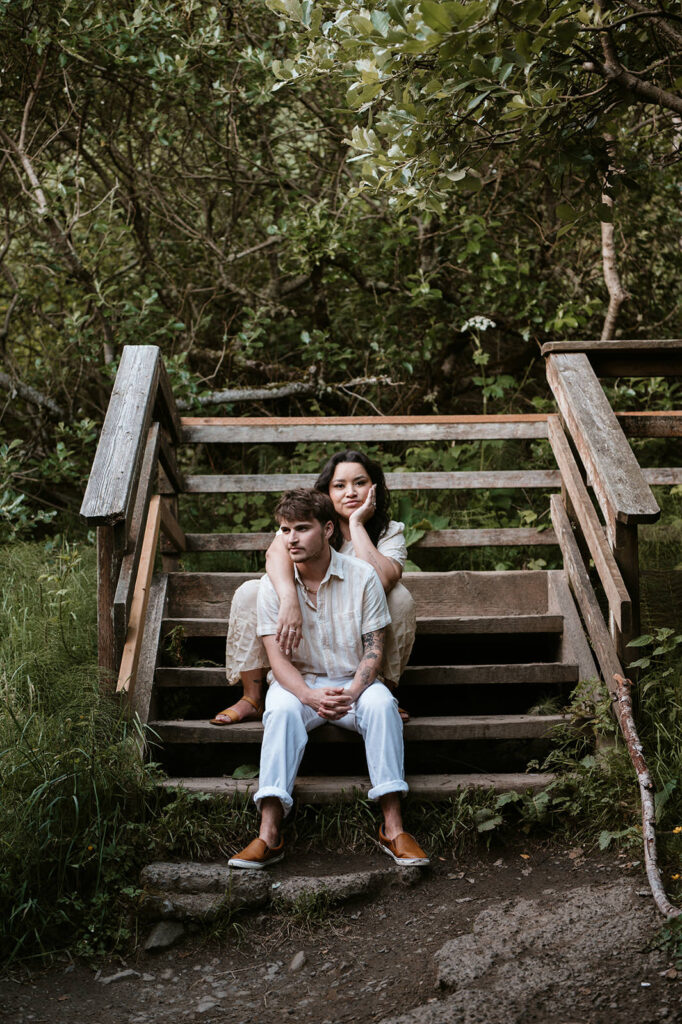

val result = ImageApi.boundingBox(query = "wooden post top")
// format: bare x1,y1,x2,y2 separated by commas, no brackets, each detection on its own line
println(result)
541,339,682,376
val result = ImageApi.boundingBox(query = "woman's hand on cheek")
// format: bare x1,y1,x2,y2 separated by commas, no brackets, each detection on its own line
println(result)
349,484,376,527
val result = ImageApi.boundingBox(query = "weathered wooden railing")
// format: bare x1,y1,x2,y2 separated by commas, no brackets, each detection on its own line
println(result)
80,346,184,685
81,340,682,706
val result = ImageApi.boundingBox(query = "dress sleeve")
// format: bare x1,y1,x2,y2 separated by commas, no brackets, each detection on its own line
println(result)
256,575,281,636
376,520,408,567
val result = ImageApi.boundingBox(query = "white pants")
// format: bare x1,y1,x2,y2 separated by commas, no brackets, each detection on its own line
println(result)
253,676,409,814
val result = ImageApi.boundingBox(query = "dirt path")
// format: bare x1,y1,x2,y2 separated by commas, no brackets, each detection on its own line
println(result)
1,842,680,1024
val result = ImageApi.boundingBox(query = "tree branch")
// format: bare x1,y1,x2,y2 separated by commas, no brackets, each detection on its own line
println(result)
582,13,682,117
614,674,682,919
175,375,398,410
0,370,66,419
599,136,628,340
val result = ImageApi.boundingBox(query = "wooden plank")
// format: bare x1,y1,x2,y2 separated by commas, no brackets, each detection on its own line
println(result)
165,569,553,619
642,468,682,486
158,429,184,494
157,614,565,642
81,346,161,524
114,424,161,640
612,520,640,659
129,575,168,726
182,527,558,552
97,525,118,682
617,412,682,438
117,496,162,696
402,663,578,686
150,714,568,744
184,469,561,493
546,571,598,684
547,417,631,634
180,414,549,443
416,614,563,634
159,500,186,552
546,355,660,526
159,772,557,802
154,357,182,444
153,662,578,686
550,494,623,691
541,339,682,377
413,528,558,548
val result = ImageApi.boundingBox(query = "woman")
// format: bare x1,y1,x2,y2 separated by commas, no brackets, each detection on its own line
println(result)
210,449,416,725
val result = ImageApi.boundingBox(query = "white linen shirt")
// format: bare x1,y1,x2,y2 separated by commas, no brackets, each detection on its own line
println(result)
256,548,391,683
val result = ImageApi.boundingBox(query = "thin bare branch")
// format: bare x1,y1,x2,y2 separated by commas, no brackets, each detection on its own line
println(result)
614,674,682,919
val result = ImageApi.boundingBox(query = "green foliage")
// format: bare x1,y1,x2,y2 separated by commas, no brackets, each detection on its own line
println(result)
2,1,681,538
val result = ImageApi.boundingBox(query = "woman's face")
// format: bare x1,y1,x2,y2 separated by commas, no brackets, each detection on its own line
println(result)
328,461,374,519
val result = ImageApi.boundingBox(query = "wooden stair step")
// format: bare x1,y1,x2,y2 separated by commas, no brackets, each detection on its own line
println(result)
404,663,578,685
159,772,556,802
155,663,578,687
161,613,565,639
149,714,569,744
416,614,563,635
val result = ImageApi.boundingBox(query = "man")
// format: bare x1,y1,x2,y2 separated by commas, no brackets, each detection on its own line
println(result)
228,488,429,870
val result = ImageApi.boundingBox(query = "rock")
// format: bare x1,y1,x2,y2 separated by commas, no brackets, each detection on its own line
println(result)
144,921,185,952
141,861,269,895
379,882,664,1024
275,868,398,908
141,879,269,922
196,997,218,1014
140,864,270,921
98,969,140,985
289,951,307,972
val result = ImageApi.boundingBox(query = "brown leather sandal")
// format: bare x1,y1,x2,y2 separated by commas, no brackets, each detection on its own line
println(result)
210,695,264,726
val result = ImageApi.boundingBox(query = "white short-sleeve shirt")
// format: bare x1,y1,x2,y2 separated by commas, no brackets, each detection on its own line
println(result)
256,548,391,682
339,519,407,567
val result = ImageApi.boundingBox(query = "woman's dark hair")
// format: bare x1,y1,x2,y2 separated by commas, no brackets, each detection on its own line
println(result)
314,449,391,548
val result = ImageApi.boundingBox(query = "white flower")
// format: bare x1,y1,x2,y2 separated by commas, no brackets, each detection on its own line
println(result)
460,315,496,332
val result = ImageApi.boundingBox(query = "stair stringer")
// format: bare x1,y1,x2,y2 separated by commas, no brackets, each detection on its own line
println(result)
547,570,598,684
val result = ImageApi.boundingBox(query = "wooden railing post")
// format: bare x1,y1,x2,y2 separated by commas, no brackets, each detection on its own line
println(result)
81,346,182,686
612,521,640,661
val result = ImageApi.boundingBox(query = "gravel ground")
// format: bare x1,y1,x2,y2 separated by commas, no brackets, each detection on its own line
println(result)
1,842,680,1024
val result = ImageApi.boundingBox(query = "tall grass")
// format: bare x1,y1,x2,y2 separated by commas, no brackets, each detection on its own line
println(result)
0,541,159,961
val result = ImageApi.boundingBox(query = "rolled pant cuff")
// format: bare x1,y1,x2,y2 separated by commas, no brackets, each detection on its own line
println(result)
253,786,293,815
368,779,409,802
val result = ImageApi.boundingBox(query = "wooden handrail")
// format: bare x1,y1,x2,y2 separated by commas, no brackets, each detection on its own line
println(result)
547,417,631,634
546,352,660,529
117,495,162,696
549,495,623,689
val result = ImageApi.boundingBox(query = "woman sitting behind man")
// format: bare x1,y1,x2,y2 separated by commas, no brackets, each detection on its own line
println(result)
211,449,416,725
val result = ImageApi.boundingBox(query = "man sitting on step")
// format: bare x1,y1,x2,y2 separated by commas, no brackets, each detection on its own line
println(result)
228,488,429,870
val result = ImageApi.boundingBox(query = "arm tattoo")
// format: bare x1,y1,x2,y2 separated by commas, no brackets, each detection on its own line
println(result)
358,628,385,686
361,629,384,662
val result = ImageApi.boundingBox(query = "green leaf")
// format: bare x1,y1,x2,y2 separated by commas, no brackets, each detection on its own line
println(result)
387,0,409,29
627,634,653,648
371,9,391,36
232,764,259,780
476,814,503,832
556,203,575,222
420,1,455,33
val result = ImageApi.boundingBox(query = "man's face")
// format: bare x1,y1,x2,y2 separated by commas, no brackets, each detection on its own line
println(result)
278,517,332,563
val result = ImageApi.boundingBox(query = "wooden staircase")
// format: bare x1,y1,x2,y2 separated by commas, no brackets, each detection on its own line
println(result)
80,341,682,806
147,568,594,800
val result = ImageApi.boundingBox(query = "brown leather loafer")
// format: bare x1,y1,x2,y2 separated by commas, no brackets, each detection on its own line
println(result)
378,826,429,866
228,837,284,870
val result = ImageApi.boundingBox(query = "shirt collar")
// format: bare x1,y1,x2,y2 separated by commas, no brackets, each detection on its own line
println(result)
293,547,345,589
